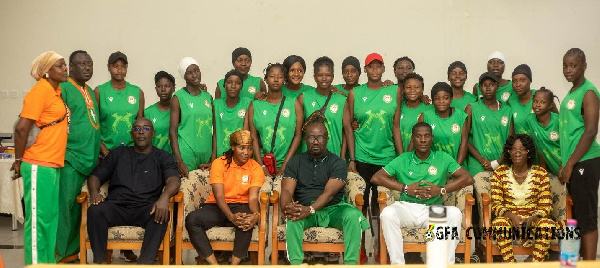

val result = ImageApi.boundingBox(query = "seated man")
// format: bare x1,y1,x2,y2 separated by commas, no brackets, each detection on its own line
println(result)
280,121,370,265
372,122,474,265
86,118,180,264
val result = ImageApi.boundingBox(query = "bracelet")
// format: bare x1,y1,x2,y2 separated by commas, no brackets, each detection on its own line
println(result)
349,158,356,162
14,158,22,162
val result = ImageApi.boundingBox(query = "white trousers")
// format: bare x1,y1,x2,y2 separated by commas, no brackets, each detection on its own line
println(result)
380,201,462,265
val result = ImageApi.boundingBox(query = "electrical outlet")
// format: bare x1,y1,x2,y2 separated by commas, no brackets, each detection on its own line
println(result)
0,90,7,98
10,90,18,98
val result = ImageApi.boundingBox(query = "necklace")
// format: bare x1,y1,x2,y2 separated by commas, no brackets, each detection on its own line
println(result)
512,169,528,178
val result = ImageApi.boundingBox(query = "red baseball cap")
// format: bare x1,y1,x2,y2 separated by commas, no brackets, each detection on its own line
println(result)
365,53,384,66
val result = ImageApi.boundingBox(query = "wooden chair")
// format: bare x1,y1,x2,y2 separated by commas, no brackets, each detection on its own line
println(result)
377,183,475,264
269,172,366,264
76,181,182,264
174,169,272,265
475,171,573,262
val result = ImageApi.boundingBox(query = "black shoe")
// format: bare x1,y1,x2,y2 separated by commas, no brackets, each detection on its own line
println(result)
119,250,138,262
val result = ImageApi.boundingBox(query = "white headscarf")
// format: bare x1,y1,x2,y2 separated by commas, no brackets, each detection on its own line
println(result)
178,57,199,78
488,51,506,62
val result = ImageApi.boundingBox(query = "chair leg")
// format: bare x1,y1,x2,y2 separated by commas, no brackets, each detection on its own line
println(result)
106,250,113,264
80,249,87,264
158,250,163,264
250,252,258,264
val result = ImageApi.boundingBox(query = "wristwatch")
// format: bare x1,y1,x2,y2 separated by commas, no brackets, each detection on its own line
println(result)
309,206,316,214
440,187,447,195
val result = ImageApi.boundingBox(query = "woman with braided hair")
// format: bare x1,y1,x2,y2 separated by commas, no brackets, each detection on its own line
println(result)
490,134,557,262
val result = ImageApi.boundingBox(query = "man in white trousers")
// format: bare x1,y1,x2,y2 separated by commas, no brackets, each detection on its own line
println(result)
371,122,474,264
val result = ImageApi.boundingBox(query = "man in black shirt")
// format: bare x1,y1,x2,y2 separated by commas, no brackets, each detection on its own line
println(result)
280,122,369,265
86,118,180,264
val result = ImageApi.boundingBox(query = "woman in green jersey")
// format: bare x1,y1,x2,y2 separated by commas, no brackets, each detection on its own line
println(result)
334,56,361,95
447,61,477,111
213,69,252,157
559,48,600,260
296,56,356,170
466,72,514,176
527,88,561,176
472,51,512,103
399,73,433,152
413,82,469,167
170,57,214,178
282,55,316,98
214,47,266,100
144,71,175,153
94,51,145,158
248,63,303,176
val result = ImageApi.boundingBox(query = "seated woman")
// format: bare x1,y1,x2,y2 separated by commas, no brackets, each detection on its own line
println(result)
185,130,265,265
490,134,557,262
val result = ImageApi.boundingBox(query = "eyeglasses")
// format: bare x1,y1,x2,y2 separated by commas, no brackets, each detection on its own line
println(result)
307,135,327,143
509,149,529,155
132,126,152,132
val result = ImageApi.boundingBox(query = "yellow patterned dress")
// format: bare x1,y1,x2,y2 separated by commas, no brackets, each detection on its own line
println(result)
490,164,557,262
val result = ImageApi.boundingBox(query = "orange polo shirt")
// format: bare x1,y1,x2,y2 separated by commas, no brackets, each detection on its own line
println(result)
21,78,69,167
206,156,265,204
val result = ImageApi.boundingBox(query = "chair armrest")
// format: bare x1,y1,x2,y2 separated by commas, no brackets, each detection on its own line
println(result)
465,192,475,206
269,190,280,204
481,193,491,229
377,191,387,205
171,191,183,203
355,194,364,208
481,192,491,206
76,192,87,204
260,192,269,204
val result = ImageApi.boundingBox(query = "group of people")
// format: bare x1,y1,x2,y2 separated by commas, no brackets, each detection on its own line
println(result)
10,46,600,265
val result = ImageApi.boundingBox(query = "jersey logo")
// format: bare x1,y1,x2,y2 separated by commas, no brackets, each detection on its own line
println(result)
108,96,113,102
330,104,339,113
579,168,584,175
111,113,133,132
362,97,367,102
451,123,460,134
263,110,267,116
501,116,509,126
409,171,413,176
281,108,291,118
383,95,392,103
363,110,387,130
241,175,249,184
428,166,438,176
501,92,510,102
205,100,211,109
550,131,559,141
534,131,538,137
513,112,518,118
219,112,224,119
567,99,576,110
189,103,194,108
480,115,485,121
238,109,246,118
311,101,316,107
128,96,136,105
196,117,211,137
152,118,157,124
248,86,256,94
431,124,436,130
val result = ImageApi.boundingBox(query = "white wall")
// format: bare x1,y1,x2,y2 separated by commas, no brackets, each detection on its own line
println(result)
1,0,599,133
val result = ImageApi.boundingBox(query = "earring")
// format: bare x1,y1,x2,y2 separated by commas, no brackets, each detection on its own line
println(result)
44,73,49,78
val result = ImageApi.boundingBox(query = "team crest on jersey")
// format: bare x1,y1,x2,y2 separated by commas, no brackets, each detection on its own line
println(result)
241,175,249,184
128,96,136,105
431,124,436,130
550,131,559,141
409,171,413,176
567,99,576,110
330,104,339,113
238,109,246,118
189,103,194,108
248,86,256,94
501,116,509,126
205,100,211,109
362,97,368,102
502,92,510,102
383,95,392,103
428,166,438,176
311,101,317,107
480,115,485,121
451,123,460,134
108,96,113,102
152,118,157,124
281,108,291,118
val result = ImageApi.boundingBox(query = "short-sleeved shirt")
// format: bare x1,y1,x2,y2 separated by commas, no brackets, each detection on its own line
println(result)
60,78,100,175
451,91,478,111
282,83,315,99
21,78,69,167
284,151,348,207
206,157,265,204
217,74,262,100
92,146,179,204
144,103,171,153
383,150,461,205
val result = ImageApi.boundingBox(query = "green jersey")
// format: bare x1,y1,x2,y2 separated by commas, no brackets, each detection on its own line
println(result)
282,83,315,99
144,103,171,153
384,151,461,205
353,84,398,165
451,91,478,111
559,79,600,163
252,97,297,168
527,113,561,175
213,98,252,156
334,84,350,95
300,90,347,155
60,78,100,175
467,101,512,175
508,89,535,134
174,88,213,164
422,108,468,161
98,81,140,150
476,80,513,104
400,102,433,151
217,74,261,100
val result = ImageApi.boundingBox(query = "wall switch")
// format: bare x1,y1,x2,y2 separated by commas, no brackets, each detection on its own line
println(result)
10,90,18,98
0,90,7,98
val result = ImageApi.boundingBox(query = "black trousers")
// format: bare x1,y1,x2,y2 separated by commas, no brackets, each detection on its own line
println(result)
356,161,383,216
87,200,168,264
567,157,600,233
185,203,252,260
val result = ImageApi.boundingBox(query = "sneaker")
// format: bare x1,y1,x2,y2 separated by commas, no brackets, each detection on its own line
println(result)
359,250,368,264
326,252,341,263
119,250,138,262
